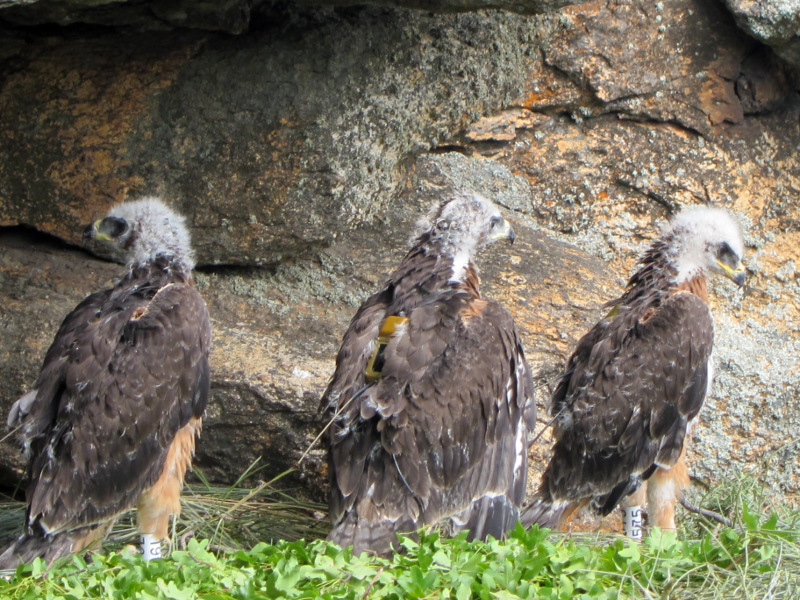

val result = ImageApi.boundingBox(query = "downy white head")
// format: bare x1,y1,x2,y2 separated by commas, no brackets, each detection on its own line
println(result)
665,206,746,286
415,192,515,283
84,197,195,273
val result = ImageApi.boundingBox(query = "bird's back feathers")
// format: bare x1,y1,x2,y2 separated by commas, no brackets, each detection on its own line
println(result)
2,264,210,567
323,196,533,555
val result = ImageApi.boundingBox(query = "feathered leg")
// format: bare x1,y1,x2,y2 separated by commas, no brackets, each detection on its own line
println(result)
646,444,690,529
137,417,200,559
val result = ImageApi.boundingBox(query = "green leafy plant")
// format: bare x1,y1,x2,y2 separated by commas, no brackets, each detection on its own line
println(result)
1,465,799,600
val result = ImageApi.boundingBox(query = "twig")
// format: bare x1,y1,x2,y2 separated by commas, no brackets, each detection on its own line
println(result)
0,424,22,446
298,385,370,465
179,528,198,550
679,497,733,527
207,543,238,554
361,567,385,599
528,403,566,447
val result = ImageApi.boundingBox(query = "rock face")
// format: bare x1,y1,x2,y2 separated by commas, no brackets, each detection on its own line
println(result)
0,0,584,32
724,0,800,68
0,9,534,266
1,0,799,526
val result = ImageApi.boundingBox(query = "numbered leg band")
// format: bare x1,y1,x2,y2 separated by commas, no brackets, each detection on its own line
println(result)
141,534,162,560
624,506,643,540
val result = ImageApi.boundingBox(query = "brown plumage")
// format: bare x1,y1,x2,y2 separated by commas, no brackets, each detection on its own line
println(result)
523,206,746,531
322,192,535,555
1,198,210,568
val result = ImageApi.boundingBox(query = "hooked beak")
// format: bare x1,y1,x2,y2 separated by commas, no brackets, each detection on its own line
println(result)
717,259,746,287
83,216,126,242
83,220,103,241
488,217,515,244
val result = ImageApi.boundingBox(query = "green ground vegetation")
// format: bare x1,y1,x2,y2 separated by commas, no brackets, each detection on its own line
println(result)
0,467,797,600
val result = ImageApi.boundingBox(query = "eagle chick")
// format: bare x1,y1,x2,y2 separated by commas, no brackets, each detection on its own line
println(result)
1,197,210,568
523,205,745,532
322,192,535,556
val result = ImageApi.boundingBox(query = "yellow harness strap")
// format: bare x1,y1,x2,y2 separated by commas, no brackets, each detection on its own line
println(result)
365,315,409,381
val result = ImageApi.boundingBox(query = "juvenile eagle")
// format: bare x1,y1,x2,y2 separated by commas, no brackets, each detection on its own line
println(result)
523,206,745,531
0,198,210,567
322,192,535,555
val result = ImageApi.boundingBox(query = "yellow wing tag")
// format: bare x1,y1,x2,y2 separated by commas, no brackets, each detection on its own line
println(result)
365,315,409,382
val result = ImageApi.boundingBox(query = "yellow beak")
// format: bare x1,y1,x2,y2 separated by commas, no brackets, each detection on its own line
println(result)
84,219,114,242
716,259,746,287
488,217,515,244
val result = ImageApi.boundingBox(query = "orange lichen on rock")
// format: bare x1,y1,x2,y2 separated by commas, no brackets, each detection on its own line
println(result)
0,35,204,240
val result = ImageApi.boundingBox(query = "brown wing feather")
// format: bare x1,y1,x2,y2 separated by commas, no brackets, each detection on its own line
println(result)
324,283,533,554
539,291,713,510
10,290,113,442
22,275,210,536
323,286,392,523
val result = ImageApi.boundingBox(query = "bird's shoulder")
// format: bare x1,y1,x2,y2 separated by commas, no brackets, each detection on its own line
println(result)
552,287,713,427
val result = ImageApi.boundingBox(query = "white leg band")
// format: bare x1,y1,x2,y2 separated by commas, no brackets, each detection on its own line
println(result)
624,505,643,540
141,534,162,560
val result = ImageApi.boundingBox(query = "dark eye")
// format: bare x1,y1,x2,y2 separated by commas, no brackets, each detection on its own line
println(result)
716,241,738,266
100,216,129,239
490,215,502,228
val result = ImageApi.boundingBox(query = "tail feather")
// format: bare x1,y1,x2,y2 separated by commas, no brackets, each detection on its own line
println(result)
452,495,519,542
0,519,114,570
327,514,419,557
520,497,578,530
0,531,75,570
